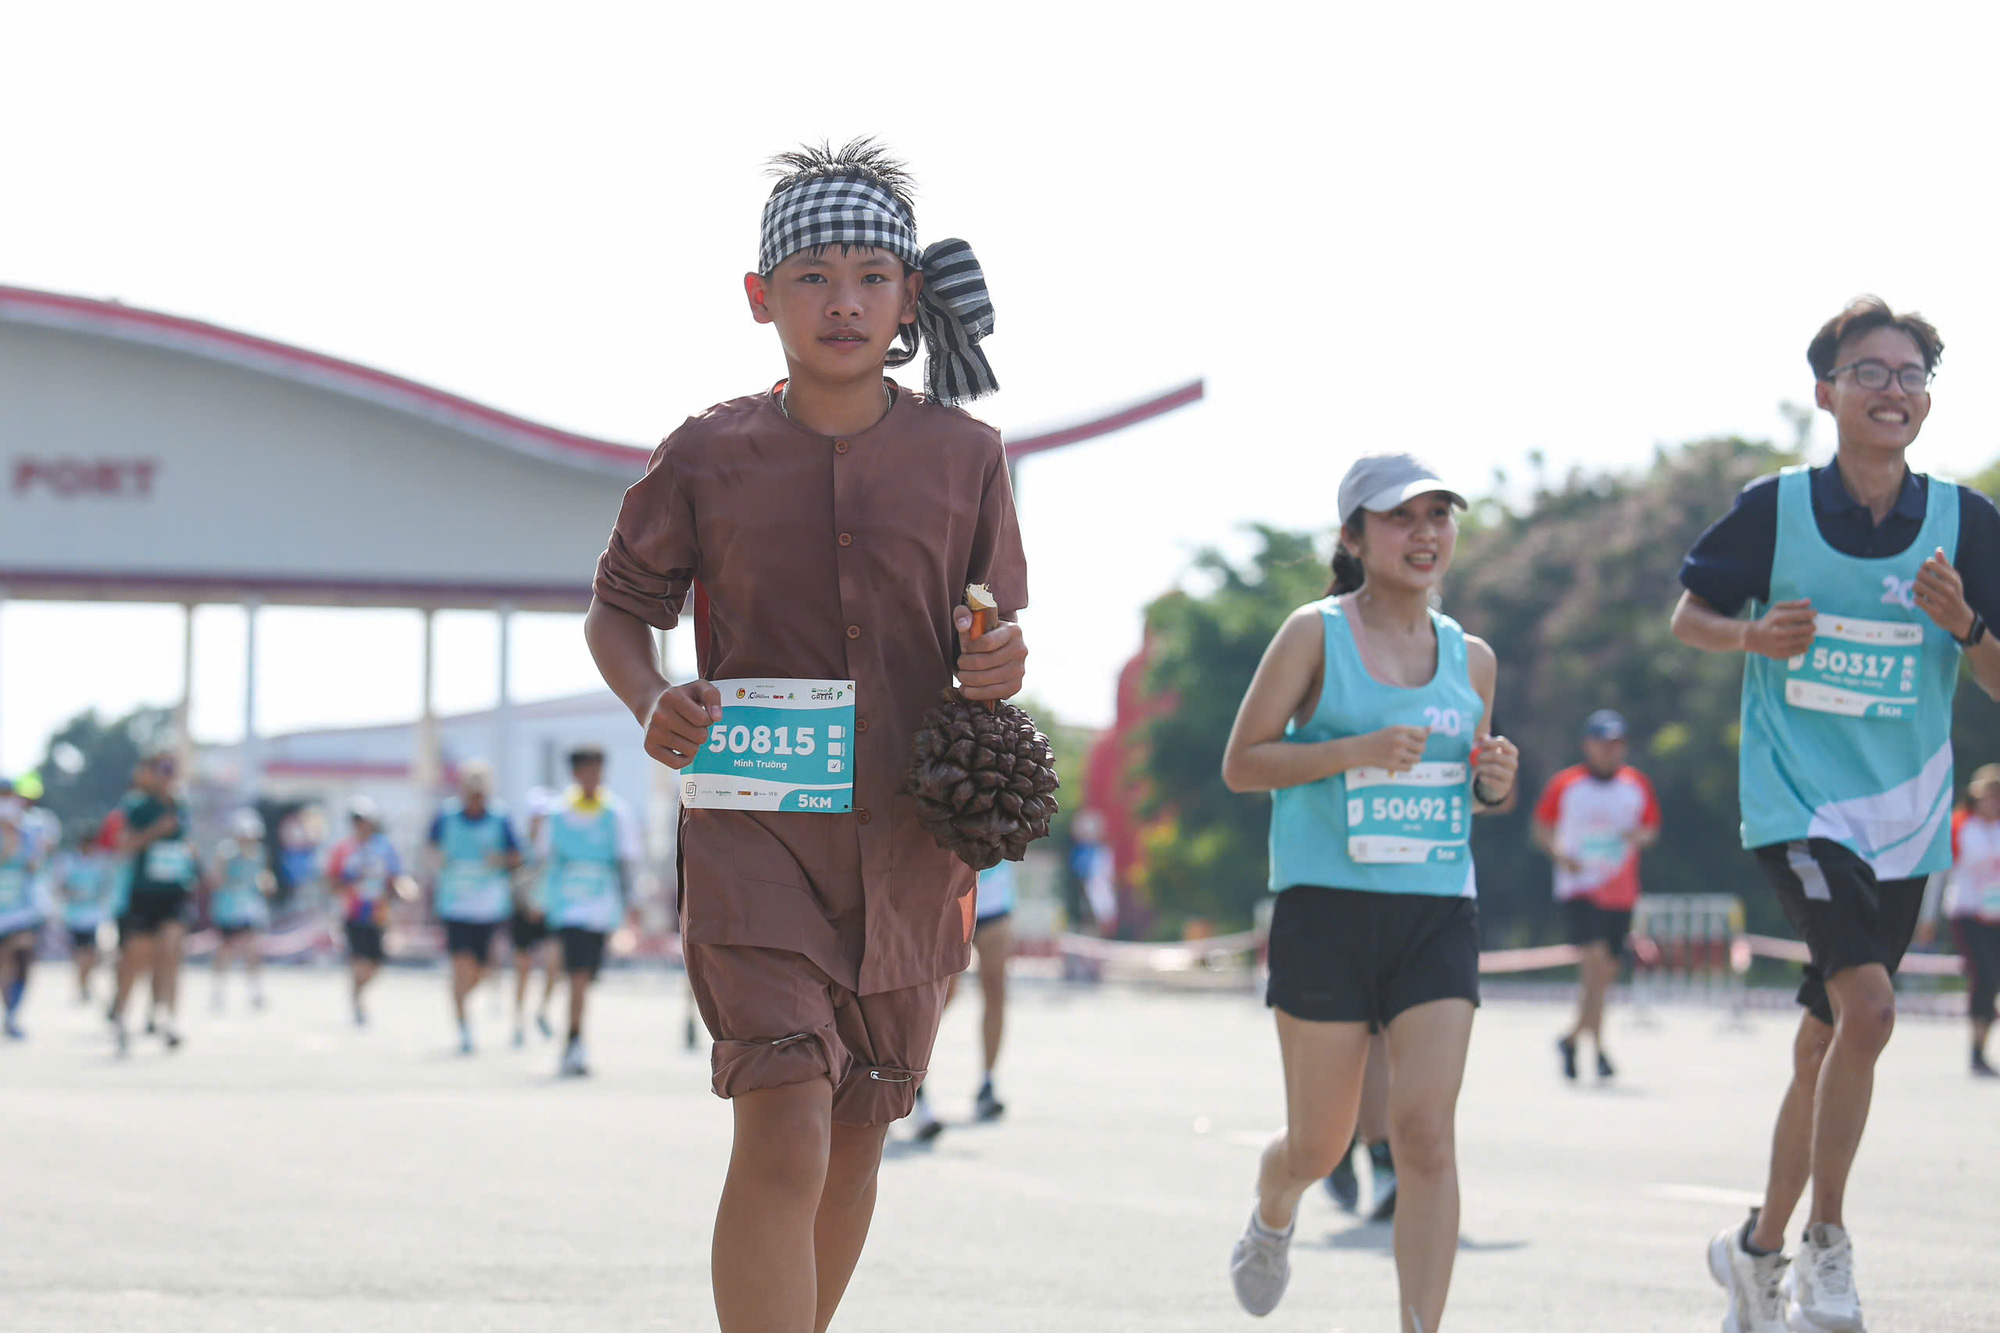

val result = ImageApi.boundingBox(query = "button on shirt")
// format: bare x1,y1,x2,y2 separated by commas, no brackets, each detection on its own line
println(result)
1680,462,2000,620
592,384,1030,994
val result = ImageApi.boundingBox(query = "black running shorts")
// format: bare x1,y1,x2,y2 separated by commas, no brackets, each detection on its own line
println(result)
1753,839,1925,1027
1561,900,1633,954
344,920,386,964
444,919,500,961
118,889,190,941
559,926,607,977
1953,918,2000,1024
68,926,100,951
1265,885,1480,1028
509,911,550,952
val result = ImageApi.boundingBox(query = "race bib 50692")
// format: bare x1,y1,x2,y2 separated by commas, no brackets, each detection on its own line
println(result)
1345,762,1470,865
682,679,857,813
1784,613,1923,719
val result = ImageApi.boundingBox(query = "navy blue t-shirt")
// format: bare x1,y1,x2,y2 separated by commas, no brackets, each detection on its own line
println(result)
1679,462,2000,623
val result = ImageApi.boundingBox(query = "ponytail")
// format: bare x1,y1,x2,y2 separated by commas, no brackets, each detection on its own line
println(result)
1325,515,1367,596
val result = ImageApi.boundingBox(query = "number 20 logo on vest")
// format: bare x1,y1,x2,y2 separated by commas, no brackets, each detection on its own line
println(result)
1422,706,1464,735
1881,574,1917,610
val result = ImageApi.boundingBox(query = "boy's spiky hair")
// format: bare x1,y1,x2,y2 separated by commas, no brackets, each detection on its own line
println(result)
766,137,917,220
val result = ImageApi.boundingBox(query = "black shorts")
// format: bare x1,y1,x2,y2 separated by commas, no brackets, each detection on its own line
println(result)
510,912,550,951
1265,885,1481,1028
559,927,607,977
344,921,386,964
1753,839,1926,1027
444,919,500,960
215,922,259,941
69,926,101,951
119,889,190,941
1562,900,1632,954
1953,919,2000,1024
974,910,1012,936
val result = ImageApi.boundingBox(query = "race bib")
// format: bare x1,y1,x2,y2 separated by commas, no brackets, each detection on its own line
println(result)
682,679,856,813
1572,830,1629,872
1785,614,1923,719
1345,762,1470,865
144,840,195,883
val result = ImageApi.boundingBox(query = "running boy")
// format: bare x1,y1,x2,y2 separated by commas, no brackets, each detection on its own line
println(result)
1532,708,1660,1081
109,752,199,1053
1221,453,1518,1332
535,744,639,1077
427,762,521,1054
1677,298,2000,1333
585,139,1025,1333
208,809,274,1011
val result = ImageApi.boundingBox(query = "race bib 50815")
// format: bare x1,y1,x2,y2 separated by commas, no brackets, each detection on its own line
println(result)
682,679,857,813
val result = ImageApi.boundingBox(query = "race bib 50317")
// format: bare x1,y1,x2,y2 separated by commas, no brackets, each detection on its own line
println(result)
682,679,857,813
1784,613,1923,719
1345,762,1470,865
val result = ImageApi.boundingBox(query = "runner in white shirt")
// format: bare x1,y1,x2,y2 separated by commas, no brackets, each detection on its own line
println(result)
1532,709,1661,1081
1945,763,2000,1077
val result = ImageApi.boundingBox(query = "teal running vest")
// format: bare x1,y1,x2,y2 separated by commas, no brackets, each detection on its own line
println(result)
0,842,34,924
434,802,514,923
542,803,623,931
62,854,113,929
1739,467,1962,876
211,846,269,928
1268,598,1484,897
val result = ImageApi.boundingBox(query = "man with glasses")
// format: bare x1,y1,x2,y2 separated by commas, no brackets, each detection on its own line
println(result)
108,752,201,1054
1674,297,2000,1332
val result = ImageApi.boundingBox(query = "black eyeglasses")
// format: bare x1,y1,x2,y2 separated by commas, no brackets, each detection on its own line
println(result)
1827,359,1931,394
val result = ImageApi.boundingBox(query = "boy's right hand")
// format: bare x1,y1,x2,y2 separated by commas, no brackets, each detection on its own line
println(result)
1745,599,1817,660
644,681,723,770
1356,725,1429,775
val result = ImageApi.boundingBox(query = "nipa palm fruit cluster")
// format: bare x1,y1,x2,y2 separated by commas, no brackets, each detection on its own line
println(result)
903,586,1060,870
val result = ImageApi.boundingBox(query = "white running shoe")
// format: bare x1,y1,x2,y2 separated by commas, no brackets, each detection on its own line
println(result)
1783,1224,1863,1332
1708,1212,1788,1333
1229,1207,1293,1317
559,1039,589,1077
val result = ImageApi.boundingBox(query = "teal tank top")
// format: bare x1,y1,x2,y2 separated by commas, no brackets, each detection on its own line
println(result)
62,854,114,928
211,847,269,928
435,802,514,923
1268,597,1484,897
0,843,34,920
1739,466,1962,876
542,804,623,931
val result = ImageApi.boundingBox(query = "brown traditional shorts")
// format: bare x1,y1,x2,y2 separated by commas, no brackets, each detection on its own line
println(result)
687,941,950,1127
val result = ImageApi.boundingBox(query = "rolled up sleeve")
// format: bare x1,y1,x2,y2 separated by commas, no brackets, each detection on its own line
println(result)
969,445,1030,619
592,431,699,631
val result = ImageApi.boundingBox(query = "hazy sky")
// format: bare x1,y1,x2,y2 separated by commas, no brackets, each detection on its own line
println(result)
5,2,2000,774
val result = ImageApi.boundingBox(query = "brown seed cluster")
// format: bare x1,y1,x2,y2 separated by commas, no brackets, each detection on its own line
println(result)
904,690,1061,870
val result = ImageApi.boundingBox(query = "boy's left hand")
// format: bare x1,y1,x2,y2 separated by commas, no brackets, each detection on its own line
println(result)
954,607,1028,702
1916,547,1977,639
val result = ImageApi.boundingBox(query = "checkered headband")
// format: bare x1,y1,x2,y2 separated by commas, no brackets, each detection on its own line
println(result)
758,175,998,403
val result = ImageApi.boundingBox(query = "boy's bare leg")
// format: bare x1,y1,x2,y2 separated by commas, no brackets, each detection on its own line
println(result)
1750,1011,1831,1251
1806,964,1896,1229
714,1080,833,1333
566,970,589,1038
1383,998,1476,1333
975,919,1012,1075
452,954,479,1027
813,1121,889,1332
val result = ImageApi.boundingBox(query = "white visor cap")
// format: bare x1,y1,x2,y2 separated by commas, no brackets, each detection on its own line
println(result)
1337,452,1468,526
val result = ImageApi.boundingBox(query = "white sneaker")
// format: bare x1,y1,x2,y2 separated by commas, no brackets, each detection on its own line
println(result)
1229,1207,1292,1317
1708,1212,1788,1333
559,1039,589,1077
1783,1224,1863,1332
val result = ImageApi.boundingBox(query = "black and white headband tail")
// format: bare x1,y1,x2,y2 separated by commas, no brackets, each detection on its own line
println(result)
758,175,998,404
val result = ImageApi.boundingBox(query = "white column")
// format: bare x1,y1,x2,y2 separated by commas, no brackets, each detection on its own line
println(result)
494,604,515,806
241,599,262,798
175,602,196,771
0,588,7,774
414,607,441,801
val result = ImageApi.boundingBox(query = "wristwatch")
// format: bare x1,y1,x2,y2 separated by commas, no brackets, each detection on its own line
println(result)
1956,612,1988,648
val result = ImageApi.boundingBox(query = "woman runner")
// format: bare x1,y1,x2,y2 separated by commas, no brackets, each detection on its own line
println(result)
1221,453,1518,1332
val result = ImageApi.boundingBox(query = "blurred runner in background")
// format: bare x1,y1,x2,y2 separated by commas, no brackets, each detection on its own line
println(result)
209,809,274,1012
58,820,116,1004
1322,1035,1398,1221
1945,763,2000,1077
109,752,199,1054
910,857,1020,1139
536,745,639,1077
510,785,560,1047
1533,709,1660,1082
0,802,43,1039
328,798,400,1028
426,761,521,1055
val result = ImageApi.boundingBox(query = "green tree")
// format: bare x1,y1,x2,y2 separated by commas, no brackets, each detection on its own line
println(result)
32,706,173,836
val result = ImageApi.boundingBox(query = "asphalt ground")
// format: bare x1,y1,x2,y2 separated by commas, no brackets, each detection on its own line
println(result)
2,963,1996,1331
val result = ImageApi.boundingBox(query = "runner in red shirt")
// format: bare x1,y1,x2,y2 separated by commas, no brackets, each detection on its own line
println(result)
1533,709,1660,1080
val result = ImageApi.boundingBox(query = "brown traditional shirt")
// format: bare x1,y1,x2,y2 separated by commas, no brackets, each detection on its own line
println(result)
593,383,1029,994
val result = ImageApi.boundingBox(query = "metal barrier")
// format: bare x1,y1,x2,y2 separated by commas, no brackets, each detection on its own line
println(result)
1631,893,1744,1020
